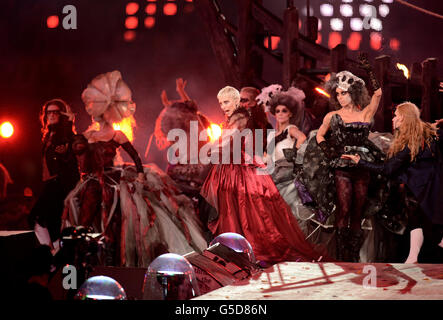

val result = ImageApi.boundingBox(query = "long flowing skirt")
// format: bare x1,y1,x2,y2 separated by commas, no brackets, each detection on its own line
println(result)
63,164,208,267
200,163,329,264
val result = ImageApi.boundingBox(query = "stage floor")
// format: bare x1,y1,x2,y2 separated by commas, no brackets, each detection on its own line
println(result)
194,262,443,300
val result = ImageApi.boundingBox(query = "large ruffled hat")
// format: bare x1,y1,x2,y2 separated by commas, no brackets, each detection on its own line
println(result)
257,84,306,116
81,70,136,124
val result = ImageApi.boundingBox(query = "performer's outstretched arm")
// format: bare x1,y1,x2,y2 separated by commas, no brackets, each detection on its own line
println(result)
114,130,145,181
362,88,382,120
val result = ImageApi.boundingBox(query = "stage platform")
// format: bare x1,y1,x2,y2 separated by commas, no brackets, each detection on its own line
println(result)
194,262,443,300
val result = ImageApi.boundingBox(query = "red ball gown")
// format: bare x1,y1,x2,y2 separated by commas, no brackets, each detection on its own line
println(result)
200,107,329,264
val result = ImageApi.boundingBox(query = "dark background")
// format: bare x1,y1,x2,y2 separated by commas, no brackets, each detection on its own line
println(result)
0,0,442,196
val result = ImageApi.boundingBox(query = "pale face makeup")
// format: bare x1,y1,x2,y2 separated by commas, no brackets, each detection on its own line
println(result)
219,94,238,118
275,105,292,125
46,104,61,125
392,109,404,129
336,88,353,108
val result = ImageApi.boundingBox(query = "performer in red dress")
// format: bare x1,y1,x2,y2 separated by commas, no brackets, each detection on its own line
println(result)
200,86,329,265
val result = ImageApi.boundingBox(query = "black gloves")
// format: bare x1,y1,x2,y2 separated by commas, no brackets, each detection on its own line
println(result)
121,141,144,173
358,52,380,91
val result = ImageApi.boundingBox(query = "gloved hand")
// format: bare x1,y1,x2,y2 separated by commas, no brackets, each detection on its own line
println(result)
358,51,380,91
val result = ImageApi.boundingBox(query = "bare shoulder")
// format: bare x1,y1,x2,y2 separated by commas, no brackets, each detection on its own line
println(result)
323,111,337,124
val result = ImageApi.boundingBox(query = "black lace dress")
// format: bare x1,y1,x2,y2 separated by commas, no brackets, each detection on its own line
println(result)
301,114,385,226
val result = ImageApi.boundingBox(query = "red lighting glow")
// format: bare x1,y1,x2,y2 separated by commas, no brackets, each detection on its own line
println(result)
163,3,177,16
125,16,139,29
328,32,342,49
0,121,14,139
316,33,322,44
46,16,59,29
24,187,33,198
390,38,400,51
347,32,362,51
263,36,280,50
126,2,139,15
144,17,156,29
124,30,136,42
145,4,157,15
370,32,382,51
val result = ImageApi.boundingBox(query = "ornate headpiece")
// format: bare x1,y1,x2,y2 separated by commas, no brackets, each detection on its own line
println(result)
256,84,283,112
335,71,365,91
269,87,305,116
81,70,136,124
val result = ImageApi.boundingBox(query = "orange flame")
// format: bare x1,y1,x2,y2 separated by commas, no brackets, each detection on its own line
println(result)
396,63,410,79
113,116,136,142
315,87,331,98
207,123,222,142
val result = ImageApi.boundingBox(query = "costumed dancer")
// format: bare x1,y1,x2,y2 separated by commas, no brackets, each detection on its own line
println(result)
200,86,330,265
263,86,316,235
240,86,273,155
154,78,212,199
29,99,79,252
62,71,207,267
302,56,384,262
343,105,443,263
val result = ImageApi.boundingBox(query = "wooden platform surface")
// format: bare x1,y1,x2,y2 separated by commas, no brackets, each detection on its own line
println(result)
194,262,443,300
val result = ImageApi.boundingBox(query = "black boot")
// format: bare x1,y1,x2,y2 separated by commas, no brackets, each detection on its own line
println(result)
349,229,365,263
336,228,350,261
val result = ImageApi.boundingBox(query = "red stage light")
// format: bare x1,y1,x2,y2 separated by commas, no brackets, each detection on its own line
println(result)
370,32,382,51
125,16,139,29
347,32,362,51
24,187,33,198
145,4,157,15
316,33,322,44
144,17,156,29
46,16,59,29
124,30,136,42
328,32,342,49
126,2,139,15
263,36,280,50
390,38,400,51
163,3,177,16
0,121,14,138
